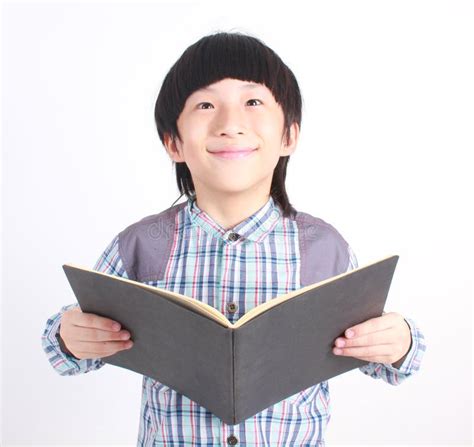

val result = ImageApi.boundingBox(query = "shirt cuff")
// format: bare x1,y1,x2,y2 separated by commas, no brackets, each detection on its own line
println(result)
358,316,426,385
42,303,105,375
382,317,426,376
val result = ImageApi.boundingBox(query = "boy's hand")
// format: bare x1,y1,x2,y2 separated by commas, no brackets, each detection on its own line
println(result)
59,307,134,360
332,312,412,367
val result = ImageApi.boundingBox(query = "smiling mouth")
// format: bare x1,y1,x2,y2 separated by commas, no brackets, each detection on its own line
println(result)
210,148,257,159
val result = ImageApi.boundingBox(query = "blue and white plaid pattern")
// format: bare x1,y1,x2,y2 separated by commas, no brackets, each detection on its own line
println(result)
42,196,426,446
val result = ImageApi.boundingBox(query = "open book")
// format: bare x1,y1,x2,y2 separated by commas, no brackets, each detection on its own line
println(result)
62,254,399,425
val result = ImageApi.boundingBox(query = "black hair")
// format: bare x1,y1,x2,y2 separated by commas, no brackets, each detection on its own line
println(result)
154,31,302,218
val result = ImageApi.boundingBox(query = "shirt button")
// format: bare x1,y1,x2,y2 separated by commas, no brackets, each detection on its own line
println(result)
226,302,238,313
228,232,240,242
227,435,238,445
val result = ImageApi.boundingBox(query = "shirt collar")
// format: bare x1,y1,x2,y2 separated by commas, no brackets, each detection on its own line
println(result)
186,195,281,244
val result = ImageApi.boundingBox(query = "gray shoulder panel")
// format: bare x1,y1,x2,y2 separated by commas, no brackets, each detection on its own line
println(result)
294,211,350,287
118,202,187,282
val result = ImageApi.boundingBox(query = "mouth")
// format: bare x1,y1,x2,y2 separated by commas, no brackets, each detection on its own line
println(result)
208,147,258,160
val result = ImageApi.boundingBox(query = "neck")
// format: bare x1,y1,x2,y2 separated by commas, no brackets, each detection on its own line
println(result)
193,187,272,230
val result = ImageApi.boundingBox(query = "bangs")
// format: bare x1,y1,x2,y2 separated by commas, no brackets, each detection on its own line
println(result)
178,33,277,103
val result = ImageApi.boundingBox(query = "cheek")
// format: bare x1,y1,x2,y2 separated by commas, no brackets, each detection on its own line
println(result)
267,151,283,172
176,126,206,164
259,108,285,135
180,126,202,146
177,113,206,143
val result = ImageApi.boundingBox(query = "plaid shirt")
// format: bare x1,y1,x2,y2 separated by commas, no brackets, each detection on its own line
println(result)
42,196,426,446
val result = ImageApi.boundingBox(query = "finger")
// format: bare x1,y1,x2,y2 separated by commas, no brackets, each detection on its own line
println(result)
335,327,396,348
333,343,393,358
73,312,123,332
73,326,132,343
344,313,396,339
74,339,134,356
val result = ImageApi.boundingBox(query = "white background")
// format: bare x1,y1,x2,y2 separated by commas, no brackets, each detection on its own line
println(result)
1,0,473,445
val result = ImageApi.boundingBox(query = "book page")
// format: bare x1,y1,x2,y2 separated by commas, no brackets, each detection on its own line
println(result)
64,254,396,330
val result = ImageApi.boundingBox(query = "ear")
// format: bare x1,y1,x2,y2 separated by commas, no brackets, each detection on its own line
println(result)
163,133,186,163
280,122,299,157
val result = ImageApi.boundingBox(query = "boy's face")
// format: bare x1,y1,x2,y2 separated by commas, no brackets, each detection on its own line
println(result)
164,77,299,199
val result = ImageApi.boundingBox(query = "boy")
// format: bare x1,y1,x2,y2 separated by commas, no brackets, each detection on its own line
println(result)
42,31,426,446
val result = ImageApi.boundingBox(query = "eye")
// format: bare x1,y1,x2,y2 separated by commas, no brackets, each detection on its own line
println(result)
196,99,263,110
197,102,214,110
247,99,263,106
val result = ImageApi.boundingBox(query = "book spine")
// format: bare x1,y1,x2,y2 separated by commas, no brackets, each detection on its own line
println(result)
231,328,236,424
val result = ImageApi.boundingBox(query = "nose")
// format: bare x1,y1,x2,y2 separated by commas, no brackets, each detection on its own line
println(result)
213,105,246,137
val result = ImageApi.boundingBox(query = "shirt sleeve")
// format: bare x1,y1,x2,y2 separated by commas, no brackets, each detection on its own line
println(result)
346,246,427,385
41,234,129,376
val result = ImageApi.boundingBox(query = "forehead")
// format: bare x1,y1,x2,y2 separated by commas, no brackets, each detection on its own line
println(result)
193,78,269,95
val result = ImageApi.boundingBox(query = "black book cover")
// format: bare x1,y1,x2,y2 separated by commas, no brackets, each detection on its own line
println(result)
62,254,399,425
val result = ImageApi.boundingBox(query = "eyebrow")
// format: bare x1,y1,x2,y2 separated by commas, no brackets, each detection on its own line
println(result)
197,83,263,93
